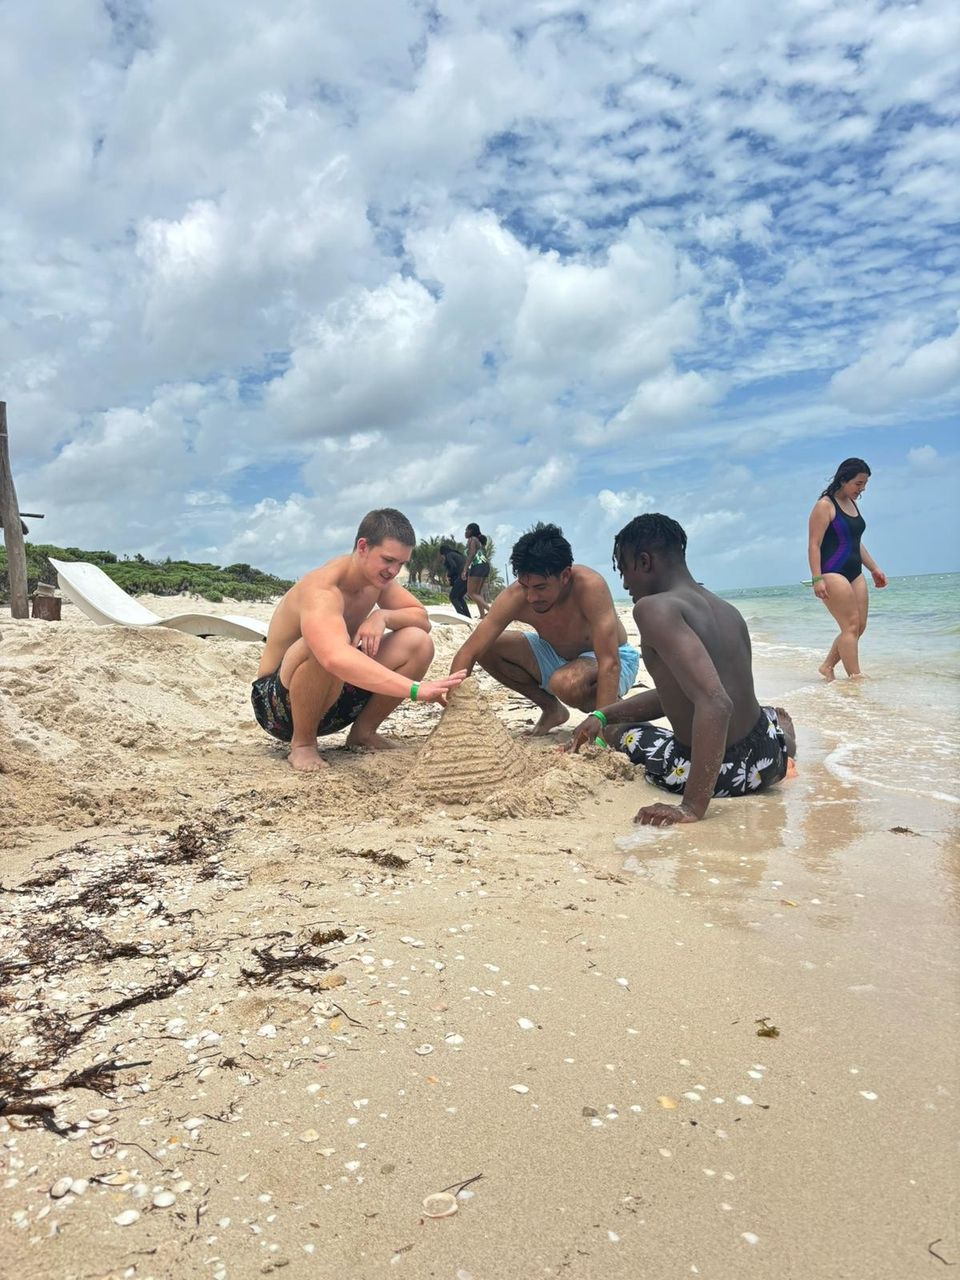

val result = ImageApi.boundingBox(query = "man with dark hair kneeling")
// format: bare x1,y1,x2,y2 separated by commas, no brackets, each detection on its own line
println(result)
569,513,796,824
449,522,639,737
253,508,466,771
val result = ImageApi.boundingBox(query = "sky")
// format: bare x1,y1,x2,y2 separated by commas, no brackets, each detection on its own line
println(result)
4,0,959,591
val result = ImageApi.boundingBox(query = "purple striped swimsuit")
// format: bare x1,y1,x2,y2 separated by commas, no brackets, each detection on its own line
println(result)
820,498,865,583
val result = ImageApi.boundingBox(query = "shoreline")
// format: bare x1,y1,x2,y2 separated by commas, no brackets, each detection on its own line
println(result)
1,601,957,1278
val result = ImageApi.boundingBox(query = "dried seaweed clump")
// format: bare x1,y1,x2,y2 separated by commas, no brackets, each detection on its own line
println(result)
404,678,538,805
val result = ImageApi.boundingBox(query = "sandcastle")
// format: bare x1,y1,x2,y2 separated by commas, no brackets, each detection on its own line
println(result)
404,677,537,804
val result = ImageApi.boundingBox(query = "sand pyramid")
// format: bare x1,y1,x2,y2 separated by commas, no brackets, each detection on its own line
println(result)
405,677,537,804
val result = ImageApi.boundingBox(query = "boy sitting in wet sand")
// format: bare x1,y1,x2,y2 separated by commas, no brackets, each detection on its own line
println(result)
449,522,639,738
252,508,466,771
569,514,796,825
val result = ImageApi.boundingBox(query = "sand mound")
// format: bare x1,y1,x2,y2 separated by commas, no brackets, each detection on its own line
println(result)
404,677,538,804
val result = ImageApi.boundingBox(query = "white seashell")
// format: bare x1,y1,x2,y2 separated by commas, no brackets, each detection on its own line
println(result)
86,1108,110,1122
90,1139,117,1159
517,1018,536,1031
50,1176,73,1199
183,1118,204,1131
113,1209,140,1226
257,1023,277,1038
414,1044,434,1056
315,1045,333,1058
444,1034,464,1046
99,1172,132,1186
422,1192,459,1218
70,1179,89,1196
299,1130,320,1143
173,1180,192,1192
152,1191,176,1208
510,1084,529,1094
197,1066,214,1081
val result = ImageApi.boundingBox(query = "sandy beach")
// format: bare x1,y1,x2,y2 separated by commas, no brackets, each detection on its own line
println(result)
1,599,957,1280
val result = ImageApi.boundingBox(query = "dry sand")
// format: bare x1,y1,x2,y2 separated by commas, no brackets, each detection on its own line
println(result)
1,599,957,1279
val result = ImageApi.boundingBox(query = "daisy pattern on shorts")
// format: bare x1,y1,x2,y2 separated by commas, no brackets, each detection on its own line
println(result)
667,756,690,786
748,757,774,790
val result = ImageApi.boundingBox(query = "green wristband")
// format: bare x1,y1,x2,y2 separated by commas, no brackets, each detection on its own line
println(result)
594,736,608,749
590,709,607,726
410,682,420,702
811,575,823,583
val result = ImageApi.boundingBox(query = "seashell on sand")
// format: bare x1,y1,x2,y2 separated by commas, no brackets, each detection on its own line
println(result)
422,1192,459,1218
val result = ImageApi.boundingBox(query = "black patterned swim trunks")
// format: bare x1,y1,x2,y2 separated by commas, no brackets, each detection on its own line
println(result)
251,669,373,743
618,707,788,797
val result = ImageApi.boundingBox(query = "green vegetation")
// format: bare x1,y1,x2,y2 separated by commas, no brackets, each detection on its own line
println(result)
0,543,293,604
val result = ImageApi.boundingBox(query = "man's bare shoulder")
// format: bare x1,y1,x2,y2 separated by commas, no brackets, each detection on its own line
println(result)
289,559,350,611
569,564,614,599
492,581,526,618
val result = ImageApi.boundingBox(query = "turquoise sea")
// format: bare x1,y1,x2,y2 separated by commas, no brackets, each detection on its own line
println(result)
620,572,960,805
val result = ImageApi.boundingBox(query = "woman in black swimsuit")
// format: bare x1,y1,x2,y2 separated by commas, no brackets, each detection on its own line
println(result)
807,457,887,680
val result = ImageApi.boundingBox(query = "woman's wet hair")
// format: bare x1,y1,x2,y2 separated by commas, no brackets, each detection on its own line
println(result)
613,514,688,575
354,508,416,549
822,458,871,498
510,522,574,577
465,522,488,547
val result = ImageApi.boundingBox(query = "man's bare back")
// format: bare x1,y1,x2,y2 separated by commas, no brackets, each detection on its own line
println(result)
638,583,760,748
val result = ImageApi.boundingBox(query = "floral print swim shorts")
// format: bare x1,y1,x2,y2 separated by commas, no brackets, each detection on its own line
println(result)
618,707,789,797
251,669,373,743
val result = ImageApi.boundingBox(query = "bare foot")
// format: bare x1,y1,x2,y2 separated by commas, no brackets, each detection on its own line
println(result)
525,703,570,737
288,745,327,772
846,672,866,680
818,662,836,682
345,728,396,751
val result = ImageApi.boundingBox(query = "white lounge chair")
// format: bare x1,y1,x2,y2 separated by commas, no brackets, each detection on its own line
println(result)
422,607,476,629
50,559,268,642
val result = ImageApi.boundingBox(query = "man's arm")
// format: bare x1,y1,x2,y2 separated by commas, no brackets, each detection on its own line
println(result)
301,587,461,702
449,584,522,674
634,599,732,825
375,580,432,632
579,572,623,710
351,582,430,659
568,686,663,753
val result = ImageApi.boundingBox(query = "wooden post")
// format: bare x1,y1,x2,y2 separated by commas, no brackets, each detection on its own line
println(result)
0,402,30,618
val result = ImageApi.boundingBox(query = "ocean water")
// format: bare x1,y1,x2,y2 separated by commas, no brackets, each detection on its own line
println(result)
621,573,960,805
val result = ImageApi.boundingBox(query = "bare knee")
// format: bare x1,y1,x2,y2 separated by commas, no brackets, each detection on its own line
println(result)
547,668,593,710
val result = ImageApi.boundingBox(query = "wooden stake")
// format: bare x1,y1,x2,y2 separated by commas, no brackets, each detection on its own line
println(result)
0,402,29,618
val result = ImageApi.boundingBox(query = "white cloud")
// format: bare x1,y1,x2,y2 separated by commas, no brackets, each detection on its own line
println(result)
830,318,960,414
3,0,958,588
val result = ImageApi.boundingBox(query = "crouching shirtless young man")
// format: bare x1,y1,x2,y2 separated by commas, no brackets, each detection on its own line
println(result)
253,508,466,771
569,514,796,825
449,522,639,737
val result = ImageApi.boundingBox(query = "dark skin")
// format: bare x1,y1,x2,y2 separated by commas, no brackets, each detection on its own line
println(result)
569,546,795,825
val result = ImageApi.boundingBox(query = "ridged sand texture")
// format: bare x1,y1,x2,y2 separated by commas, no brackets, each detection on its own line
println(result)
405,677,535,802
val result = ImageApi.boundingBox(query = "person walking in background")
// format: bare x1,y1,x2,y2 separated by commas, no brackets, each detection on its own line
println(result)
463,522,491,618
439,543,471,617
807,458,887,680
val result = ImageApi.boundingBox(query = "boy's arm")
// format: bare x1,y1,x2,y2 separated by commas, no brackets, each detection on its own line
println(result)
633,599,732,825
301,587,462,702
449,584,521,674
580,573,623,710
353,581,430,659
567,686,663,753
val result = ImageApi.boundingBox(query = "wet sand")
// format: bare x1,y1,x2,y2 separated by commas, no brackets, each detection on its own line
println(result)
1,599,957,1278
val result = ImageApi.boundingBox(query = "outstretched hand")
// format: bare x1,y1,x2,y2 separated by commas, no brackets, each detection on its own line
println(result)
417,669,468,707
634,801,701,827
